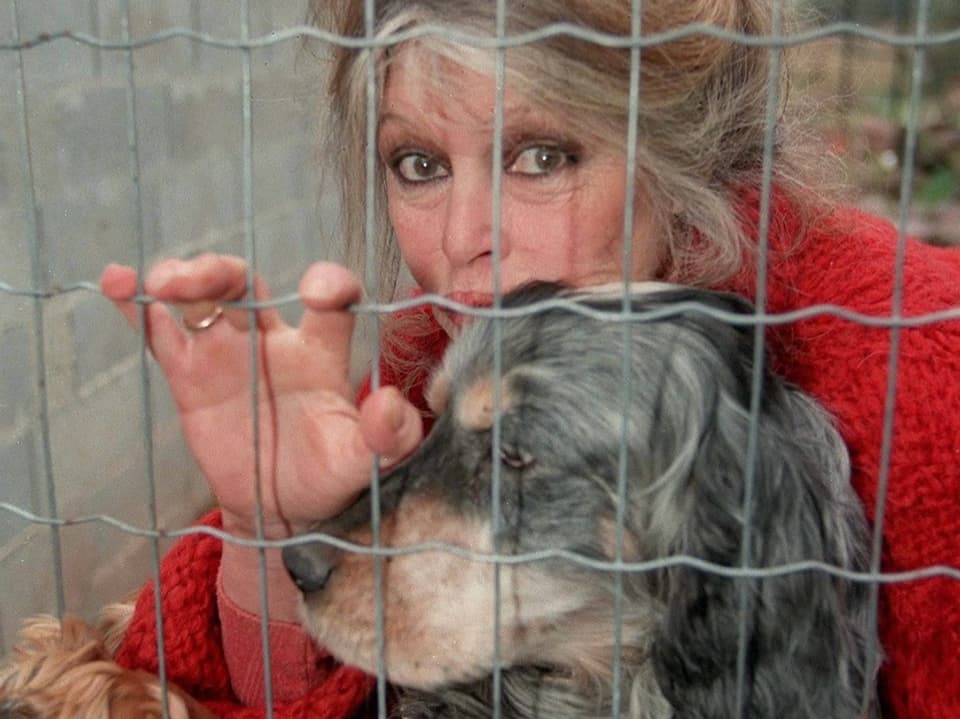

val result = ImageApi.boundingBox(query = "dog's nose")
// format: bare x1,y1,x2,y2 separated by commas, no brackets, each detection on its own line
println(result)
282,542,337,593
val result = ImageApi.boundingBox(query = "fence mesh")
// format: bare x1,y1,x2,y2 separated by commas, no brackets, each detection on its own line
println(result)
1,1,959,718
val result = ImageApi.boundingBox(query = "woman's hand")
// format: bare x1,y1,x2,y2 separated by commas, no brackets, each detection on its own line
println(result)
100,255,424,541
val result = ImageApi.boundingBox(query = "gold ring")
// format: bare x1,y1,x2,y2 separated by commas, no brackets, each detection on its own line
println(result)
182,305,224,332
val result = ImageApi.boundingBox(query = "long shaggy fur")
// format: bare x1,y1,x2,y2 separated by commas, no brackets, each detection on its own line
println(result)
0,605,213,719
285,281,879,718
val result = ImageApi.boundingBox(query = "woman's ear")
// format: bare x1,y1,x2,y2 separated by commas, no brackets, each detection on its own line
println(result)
650,385,875,717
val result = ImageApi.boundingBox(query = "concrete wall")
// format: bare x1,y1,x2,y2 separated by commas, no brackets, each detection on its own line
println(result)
0,1,341,650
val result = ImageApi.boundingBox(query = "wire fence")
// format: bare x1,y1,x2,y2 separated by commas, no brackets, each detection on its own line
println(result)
1,1,959,718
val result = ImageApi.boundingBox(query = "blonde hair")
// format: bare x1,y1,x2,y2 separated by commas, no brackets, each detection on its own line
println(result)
311,0,817,302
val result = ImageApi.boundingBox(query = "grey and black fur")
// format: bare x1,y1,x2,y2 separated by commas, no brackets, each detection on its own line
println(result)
284,282,878,718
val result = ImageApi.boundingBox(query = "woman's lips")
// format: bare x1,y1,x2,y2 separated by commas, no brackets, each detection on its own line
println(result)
445,291,493,310
434,291,493,334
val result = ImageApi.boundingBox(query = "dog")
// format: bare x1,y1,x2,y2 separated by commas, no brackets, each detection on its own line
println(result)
283,281,879,718
0,604,213,719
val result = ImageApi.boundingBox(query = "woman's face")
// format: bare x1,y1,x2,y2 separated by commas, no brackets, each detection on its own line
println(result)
378,48,663,323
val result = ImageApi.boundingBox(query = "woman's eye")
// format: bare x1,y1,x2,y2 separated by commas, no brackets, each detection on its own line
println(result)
507,145,574,176
393,153,448,183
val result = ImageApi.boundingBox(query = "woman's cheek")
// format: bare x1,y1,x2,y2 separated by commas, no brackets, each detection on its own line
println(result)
392,213,445,291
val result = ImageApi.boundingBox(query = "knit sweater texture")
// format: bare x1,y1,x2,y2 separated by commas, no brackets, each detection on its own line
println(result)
115,197,960,718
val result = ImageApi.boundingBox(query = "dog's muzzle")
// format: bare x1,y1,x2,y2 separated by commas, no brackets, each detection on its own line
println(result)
282,542,338,593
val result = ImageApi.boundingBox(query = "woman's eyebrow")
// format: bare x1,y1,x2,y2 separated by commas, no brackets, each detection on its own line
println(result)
378,110,449,142
376,115,447,161
500,121,571,144
500,100,584,146
376,112,421,144
377,105,574,153
377,111,413,133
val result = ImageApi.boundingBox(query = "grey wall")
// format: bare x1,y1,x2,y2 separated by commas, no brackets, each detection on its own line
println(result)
0,1,342,650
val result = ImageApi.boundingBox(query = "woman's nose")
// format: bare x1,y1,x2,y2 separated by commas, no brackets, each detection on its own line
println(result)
441,171,500,268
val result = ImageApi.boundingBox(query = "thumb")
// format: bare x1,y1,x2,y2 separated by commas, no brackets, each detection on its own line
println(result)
358,386,424,467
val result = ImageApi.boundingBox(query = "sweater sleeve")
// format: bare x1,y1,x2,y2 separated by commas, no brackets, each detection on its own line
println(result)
854,308,960,719
761,214,960,718
216,566,336,706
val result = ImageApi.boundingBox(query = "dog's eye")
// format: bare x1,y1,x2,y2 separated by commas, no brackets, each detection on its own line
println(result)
499,445,534,470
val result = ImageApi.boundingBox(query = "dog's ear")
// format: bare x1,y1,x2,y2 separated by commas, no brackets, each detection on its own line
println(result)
650,384,874,718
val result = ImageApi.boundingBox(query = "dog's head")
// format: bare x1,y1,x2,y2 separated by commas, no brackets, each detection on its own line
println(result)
284,282,876,717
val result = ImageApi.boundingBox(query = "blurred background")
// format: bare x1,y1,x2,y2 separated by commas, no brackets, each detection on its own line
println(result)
0,1,332,650
0,0,957,653
794,0,960,245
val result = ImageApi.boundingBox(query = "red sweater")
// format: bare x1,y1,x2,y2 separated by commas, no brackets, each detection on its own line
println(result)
115,199,960,718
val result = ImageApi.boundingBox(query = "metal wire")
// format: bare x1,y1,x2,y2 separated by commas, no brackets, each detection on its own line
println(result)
3,281,959,327
236,1,278,715
8,0,65,623
118,0,170,716
734,1,783,713
611,0,645,714
861,0,932,711
3,22,960,52
362,1,389,716
5,501,960,584
488,1,511,716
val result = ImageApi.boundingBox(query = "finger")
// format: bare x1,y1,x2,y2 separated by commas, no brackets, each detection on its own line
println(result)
145,253,249,303
147,254,283,335
99,264,188,366
142,302,189,370
298,262,363,374
299,262,363,335
99,264,140,330
220,274,284,333
150,253,243,333
179,300,227,332
358,386,424,467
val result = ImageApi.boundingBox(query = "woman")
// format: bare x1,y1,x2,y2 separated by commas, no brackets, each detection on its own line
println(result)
100,0,960,716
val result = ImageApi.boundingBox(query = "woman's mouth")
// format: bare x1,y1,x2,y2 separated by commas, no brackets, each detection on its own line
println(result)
433,291,493,336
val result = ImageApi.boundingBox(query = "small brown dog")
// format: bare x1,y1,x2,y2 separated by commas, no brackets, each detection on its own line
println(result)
0,605,212,719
